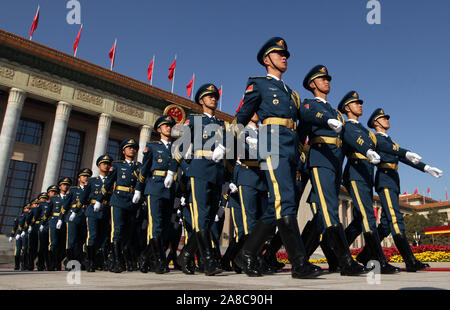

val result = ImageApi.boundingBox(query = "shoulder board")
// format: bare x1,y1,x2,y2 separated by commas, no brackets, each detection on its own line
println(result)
112,160,123,163
249,76,267,80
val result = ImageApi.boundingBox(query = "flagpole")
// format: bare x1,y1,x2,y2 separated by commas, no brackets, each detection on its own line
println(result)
191,73,195,100
74,23,83,57
171,54,177,93
30,4,40,41
150,54,155,86
219,85,223,111
110,38,117,71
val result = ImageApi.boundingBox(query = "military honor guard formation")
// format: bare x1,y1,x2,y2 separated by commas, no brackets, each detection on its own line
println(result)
8,37,444,280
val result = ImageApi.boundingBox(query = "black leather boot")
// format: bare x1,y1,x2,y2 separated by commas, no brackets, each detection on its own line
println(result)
177,232,198,274
301,219,322,258
22,253,28,271
139,243,152,273
47,251,55,271
363,231,400,274
65,248,74,271
393,234,429,272
262,232,285,272
220,238,237,271
320,232,340,273
14,256,20,270
325,224,367,276
112,242,124,273
86,246,96,272
277,215,323,279
196,230,222,276
238,221,275,277
150,237,168,274
230,235,249,274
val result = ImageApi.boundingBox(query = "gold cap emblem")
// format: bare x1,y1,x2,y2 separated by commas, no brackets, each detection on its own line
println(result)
276,40,286,49
352,92,358,98
320,67,327,73
207,85,215,91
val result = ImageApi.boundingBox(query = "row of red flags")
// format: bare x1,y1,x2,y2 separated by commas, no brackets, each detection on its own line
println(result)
402,188,448,203
29,5,224,100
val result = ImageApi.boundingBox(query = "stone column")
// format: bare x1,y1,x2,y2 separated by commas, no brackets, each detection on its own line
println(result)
91,113,112,176
0,88,27,197
41,101,72,191
137,125,152,163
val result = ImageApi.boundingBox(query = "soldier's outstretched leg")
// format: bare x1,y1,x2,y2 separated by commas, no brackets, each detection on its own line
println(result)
324,224,368,276
277,215,323,278
393,234,429,272
363,231,400,274
220,237,237,271
196,230,222,276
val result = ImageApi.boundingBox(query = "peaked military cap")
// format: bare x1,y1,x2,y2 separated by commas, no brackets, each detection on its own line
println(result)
303,65,332,91
120,138,139,150
78,168,93,178
96,155,113,166
47,185,59,193
58,177,72,186
367,108,390,129
155,114,176,129
195,84,220,105
257,37,290,66
37,192,49,200
338,91,364,113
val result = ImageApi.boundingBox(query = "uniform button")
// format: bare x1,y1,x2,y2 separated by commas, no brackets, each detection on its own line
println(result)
289,106,292,110
354,161,358,164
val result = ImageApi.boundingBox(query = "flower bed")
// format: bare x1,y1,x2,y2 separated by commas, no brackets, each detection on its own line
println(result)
275,245,450,264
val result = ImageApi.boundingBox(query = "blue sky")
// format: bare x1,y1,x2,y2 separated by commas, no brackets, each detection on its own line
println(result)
1,0,449,201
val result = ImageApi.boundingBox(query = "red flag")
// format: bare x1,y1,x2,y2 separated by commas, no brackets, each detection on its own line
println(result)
73,24,83,56
427,187,430,194
108,39,117,70
414,188,419,195
235,95,244,114
30,5,40,40
402,191,408,203
218,86,222,98
186,73,194,98
168,59,176,82
147,57,154,83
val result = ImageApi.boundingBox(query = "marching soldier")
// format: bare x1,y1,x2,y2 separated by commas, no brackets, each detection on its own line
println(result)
136,115,179,274
27,194,48,271
300,65,380,276
338,91,400,274
60,168,92,270
21,203,32,270
235,37,321,279
37,185,59,271
176,83,228,276
48,177,72,271
79,155,113,272
95,138,142,273
9,213,22,270
356,108,443,272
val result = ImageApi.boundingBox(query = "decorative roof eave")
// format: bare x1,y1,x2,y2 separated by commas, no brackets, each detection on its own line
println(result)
0,29,233,122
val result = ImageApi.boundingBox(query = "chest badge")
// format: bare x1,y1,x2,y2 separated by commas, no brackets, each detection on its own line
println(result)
273,99,279,105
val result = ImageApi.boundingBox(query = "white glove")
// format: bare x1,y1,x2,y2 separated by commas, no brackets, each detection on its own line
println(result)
94,201,101,212
164,170,175,188
424,165,443,178
214,215,220,222
39,225,44,232
69,212,76,222
20,231,25,238
212,144,226,162
229,183,238,193
246,136,258,149
366,149,381,165
56,219,63,230
132,190,141,204
15,235,20,240
327,119,343,133
28,226,32,233
177,209,182,217
180,196,186,206
8,236,12,243
406,151,422,165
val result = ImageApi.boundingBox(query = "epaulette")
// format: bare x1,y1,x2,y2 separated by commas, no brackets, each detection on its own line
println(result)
249,76,268,80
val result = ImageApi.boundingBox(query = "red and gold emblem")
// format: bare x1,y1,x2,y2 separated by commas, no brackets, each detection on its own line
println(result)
164,104,186,124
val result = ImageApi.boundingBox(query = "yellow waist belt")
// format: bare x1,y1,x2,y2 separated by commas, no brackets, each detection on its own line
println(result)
35,220,40,224
153,170,168,177
52,212,60,217
262,117,297,131
115,186,135,193
194,150,213,158
349,153,368,161
239,160,260,168
378,163,398,171
311,136,343,148
90,199,108,206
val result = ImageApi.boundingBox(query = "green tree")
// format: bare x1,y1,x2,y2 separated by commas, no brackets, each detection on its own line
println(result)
404,210,447,245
